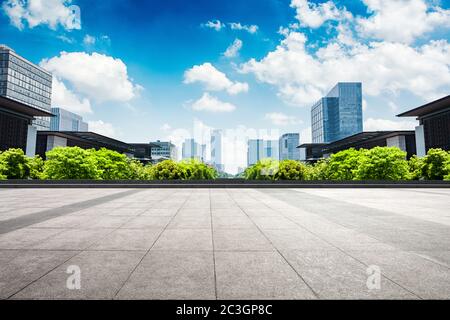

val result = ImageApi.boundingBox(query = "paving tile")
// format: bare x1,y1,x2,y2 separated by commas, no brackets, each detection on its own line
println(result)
11,251,145,300
32,228,114,250
116,251,215,299
120,216,172,229
153,229,213,251
0,228,64,249
215,251,316,299
89,229,162,251
214,228,274,251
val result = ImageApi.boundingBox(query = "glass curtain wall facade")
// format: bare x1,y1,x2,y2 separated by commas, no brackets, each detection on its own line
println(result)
151,141,177,160
311,83,362,143
0,45,52,130
211,129,224,171
50,107,88,132
279,133,300,160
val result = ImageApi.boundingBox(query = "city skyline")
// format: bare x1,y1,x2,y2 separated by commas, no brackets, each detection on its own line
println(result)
1,0,450,173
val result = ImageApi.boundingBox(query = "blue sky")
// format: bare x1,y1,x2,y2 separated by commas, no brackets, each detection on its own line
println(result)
1,0,450,172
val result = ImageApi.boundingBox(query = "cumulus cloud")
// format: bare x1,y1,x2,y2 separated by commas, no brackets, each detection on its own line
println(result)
184,62,248,95
229,22,258,34
40,52,141,103
224,39,243,58
265,112,302,126
364,118,417,131
189,93,236,112
290,0,351,28
51,77,92,114
160,123,172,131
2,0,81,30
87,120,116,137
202,20,225,31
357,0,450,44
241,31,450,106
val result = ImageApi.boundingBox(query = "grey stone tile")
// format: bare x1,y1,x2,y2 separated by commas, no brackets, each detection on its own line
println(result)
141,208,179,216
32,228,114,250
212,216,255,229
251,216,299,229
263,228,334,251
153,229,213,251
0,250,78,299
116,251,215,300
0,228,63,249
120,216,172,229
282,250,417,299
89,229,162,251
215,251,316,299
214,228,274,251
11,251,145,300
168,215,211,229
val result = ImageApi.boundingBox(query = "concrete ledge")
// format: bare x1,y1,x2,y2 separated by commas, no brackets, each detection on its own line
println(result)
0,179,449,188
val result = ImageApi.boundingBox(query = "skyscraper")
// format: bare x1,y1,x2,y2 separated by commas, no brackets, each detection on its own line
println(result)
247,139,279,166
0,45,52,131
279,133,300,161
50,108,88,132
182,138,205,161
311,82,362,143
211,129,224,171
150,140,177,160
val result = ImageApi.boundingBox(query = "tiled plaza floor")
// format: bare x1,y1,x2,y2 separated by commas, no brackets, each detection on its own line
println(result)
0,188,449,299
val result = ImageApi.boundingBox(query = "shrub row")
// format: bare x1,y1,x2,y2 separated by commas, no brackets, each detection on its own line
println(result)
0,147,218,180
244,147,450,181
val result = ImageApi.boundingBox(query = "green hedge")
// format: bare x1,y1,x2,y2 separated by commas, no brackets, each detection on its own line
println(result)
1,146,449,181
244,147,450,181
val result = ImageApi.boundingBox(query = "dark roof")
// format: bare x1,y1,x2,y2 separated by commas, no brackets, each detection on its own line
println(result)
397,95,450,117
323,131,415,152
297,143,328,149
0,96,54,117
37,131,133,152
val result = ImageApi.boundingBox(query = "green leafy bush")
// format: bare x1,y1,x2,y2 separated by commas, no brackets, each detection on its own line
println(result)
128,160,152,180
306,160,329,180
408,155,424,180
354,147,409,180
0,148,30,179
274,160,309,180
444,158,450,181
326,148,362,180
421,148,450,180
43,147,101,180
28,155,45,179
149,160,187,180
180,159,218,180
92,148,135,180
244,158,280,180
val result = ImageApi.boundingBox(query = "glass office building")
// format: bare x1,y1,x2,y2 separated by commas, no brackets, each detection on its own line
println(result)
182,138,205,161
311,83,362,143
151,140,178,160
279,133,300,161
247,139,279,166
50,107,88,132
211,129,224,171
0,45,52,130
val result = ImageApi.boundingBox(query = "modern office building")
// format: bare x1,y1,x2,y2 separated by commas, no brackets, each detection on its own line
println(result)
279,133,300,161
397,95,450,156
311,82,362,143
129,143,155,164
50,107,88,132
182,138,205,161
150,140,178,161
0,96,53,155
298,131,417,161
247,139,279,166
211,129,224,171
0,45,53,131
36,131,135,159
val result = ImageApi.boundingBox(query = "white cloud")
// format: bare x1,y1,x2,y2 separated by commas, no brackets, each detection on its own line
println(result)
357,0,450,44
57,34,75,43
83,34,96,46
2,0,81,30
202,20,225,31
87,120,116,137
241,31,450,106
51,77,92,114
160,123,172,131
189,93,236,112
40,52,141,103
224,39,243,58
364,118,417,131
264,112,302,126
184,62,248,95
229,22,259,34
290,0,351,29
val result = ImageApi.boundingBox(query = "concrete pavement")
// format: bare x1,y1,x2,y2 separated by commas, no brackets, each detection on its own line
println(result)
0,188,449,299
